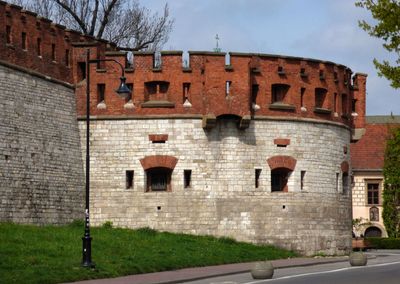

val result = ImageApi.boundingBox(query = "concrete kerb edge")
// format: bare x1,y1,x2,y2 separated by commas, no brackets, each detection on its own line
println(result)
155,257,352,284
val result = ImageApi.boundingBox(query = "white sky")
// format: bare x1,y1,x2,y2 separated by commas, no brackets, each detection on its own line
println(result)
143,0,400,115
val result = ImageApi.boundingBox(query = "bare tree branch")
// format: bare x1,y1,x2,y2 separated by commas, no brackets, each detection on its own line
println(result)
8,0,174,51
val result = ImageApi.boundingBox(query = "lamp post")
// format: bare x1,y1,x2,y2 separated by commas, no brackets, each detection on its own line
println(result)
82,48,131,268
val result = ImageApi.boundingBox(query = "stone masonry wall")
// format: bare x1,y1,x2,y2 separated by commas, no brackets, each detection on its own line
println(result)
0,62,84,224
79,117,352,255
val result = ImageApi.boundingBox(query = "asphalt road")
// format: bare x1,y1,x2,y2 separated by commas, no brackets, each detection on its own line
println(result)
184,250,400,284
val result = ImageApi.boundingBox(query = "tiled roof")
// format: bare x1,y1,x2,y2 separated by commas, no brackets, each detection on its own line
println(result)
351,116,400,170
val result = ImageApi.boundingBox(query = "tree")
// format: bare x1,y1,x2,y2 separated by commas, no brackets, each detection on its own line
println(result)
8,0,173,51
382,126,400,237
356,0,400,88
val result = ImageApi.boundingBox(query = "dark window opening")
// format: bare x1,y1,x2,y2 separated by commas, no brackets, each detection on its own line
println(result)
319,70,325,80
300,87,306,107
97,84,105,103
125,83,133,102
271,168,291,192
21,32,27,50
315,88,327,108
342,172,349,194
252,84,259,104
278,66,285,75
255,169,262,188
367,183,380,205
146,167,172,192
183,82,190,102
271,84,290,104
334,93,338,113
184,170,192,188
301,171,306,190
37,38,41,56
145,81,169,101
352,99,357,113
6,25,11,44
342,94,348,114
65,49,70,66
334,71,338,81
78,62,86,81
51,43,56,61
126,170,134,189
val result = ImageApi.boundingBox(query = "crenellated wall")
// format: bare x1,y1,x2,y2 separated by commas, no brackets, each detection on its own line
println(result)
74,49,366,134
0,2,368,255
0,1,110,83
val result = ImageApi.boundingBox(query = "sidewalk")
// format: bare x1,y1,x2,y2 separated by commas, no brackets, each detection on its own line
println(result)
64,256,349,284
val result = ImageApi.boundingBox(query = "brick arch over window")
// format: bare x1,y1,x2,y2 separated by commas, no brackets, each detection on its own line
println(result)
341,161,349,173
267,155,297,171
140,155,178,171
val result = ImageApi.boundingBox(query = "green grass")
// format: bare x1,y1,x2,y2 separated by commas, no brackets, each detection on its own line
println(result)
0,222,297,284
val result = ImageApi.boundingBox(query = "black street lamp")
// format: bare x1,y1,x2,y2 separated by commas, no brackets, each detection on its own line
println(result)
82,48,131,268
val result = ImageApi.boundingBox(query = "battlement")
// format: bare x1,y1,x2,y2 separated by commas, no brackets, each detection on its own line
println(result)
77,49,366,130
0,1,111,83
0,2,366,130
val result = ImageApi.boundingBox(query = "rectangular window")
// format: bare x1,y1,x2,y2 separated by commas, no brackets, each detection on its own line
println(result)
336,173,339,192
184,170,192,188
342,172,349,194
183,82,190,102
126,170,134,189
300,171,306,190
342,94,348,114
271,84,289,104
6,25,11,44
301,88,306,107
65,49,70,66
315,88,327,108
352,99,357,113
37,38,41,56
97,84,105,103
21,32,27,50
51,43,56,61
367,182,380,205
334,93,338,113
271,169,290,192
147,168,171,192
78,62,86,81
255,169,262,188
126,83,133,102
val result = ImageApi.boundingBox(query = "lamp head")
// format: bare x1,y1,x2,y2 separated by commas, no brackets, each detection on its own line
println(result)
116,76,131,98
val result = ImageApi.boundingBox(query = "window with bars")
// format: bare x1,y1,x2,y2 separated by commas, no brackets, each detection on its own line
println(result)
146,168,172,192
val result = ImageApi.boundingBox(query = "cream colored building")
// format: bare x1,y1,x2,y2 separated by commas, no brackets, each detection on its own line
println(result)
351,116,400,237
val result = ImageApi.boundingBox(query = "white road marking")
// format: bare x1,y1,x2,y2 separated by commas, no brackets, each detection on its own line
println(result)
243,260,400,284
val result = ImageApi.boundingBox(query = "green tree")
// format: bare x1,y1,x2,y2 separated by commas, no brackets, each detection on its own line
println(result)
382,127,400,237
356,0,400,88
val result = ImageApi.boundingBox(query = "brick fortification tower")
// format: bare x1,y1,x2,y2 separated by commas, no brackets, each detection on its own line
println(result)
0,2,367,255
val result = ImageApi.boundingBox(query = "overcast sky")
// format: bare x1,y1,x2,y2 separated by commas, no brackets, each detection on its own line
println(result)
143,0,400,116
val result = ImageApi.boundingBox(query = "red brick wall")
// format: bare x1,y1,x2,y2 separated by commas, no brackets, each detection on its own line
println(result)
0,2,366,128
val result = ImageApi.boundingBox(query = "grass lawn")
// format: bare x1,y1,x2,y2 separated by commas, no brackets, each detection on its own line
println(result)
0,221,297,284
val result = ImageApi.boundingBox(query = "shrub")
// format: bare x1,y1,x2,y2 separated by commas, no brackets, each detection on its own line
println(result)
366,237,400,249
